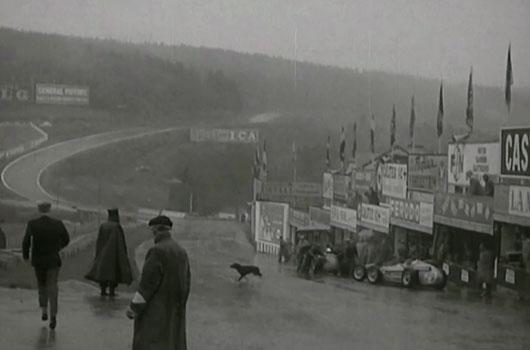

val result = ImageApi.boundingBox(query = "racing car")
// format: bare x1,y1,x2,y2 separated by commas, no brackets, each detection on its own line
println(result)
352,259,446,289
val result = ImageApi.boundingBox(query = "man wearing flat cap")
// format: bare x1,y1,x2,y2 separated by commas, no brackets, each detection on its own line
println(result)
85,208,133,296
22,202,70,330
127,215,191,350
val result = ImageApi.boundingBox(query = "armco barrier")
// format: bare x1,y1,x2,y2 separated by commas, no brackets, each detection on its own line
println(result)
0,122,48,161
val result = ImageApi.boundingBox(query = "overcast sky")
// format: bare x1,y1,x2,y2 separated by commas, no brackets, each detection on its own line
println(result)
1,0,529,87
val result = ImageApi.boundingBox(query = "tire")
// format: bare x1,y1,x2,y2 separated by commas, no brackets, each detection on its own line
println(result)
434,271,447,290
401,269,419,288
367,266,381,284
353,265,366,281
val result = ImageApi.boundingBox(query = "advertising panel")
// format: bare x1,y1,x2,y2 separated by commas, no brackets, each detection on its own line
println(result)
291,182,322,197
448,142,500,186
408,154,447,192
190,128,259,143
330,205,357,231
333,174,350,202
381,163,407,199
35,83,89,105
434,193,494,234
360,203,390,233
500,127,530,178
388,198,433,233
493,184,530,227
323,173,334,200
354,169,375,193
289,208,310,227
309,206,331,226
255,201,289,245
0,85,30,102
507,186,530,218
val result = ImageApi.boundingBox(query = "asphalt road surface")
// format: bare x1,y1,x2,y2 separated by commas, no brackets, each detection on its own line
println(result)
1,218,529,350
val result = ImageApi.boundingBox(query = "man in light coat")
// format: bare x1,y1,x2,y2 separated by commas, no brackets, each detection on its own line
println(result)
127,215,191,350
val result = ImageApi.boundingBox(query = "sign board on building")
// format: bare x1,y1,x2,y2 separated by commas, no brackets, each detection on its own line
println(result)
434,193,494,234
0,85,29,102
35,83,89,105
289,208,310,227
360,203,390,233
388,198,433,233
448,142,500,186
292,182,322,197
330,205,357,232
408,154,447,192
309,207,331,226
323,173,334,200
333,174,350,202
507,186,530,218
500,127,530,178
493,184,530,226
190,128,259,143
254,201,289,245
354,169,375,193
381,163,407,199
262,182,291,197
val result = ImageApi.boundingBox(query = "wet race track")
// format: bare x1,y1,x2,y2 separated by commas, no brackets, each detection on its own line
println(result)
2,218,530,350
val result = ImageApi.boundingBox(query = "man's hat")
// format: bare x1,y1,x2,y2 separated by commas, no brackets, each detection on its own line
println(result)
37,201,51,213
107,208,120,221
148,215,173,228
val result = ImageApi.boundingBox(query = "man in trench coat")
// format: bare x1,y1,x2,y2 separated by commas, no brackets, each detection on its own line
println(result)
127,215,191,350
85,208,133,296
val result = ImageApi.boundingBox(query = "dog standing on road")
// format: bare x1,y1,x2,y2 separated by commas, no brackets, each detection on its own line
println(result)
230,263,262,281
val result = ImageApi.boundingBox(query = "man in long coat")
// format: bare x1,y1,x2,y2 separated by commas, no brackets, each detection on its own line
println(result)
127,215,191,350
22,202,70,330
85,208,133,296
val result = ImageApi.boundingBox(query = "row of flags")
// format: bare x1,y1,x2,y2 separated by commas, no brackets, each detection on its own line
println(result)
254,44,515,175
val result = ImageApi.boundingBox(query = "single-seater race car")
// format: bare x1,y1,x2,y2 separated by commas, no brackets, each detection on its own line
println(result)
352,259,446,289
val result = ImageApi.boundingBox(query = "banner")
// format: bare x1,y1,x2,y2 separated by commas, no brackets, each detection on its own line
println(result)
333,174,350,202
255,201,289,245
381,163,407,199
388,198,433,232
500,127,530,178
330,205,357,231
448,142,500,185
323,173,333,200
408,154,447,192
360,203,390,233
434,193,493,234
35,83,89,105
190,128,259,143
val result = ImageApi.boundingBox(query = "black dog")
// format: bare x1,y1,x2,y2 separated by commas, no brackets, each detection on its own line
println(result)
230,263,262,281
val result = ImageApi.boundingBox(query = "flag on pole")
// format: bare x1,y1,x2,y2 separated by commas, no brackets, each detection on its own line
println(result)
261,140,268,176
390,105,396,147
292,140,297,163
326,135,331,168
409,96,415,145
437,83,444,138
466,67,473,133
352,122,357,161
253,146,261,178
370,114,375,154
505,43,513,112
339,127,346,164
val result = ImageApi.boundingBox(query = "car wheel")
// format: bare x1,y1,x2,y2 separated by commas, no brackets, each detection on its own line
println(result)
367,266,381,284
434,271,447,290
353,265,366,281
401,269,419,288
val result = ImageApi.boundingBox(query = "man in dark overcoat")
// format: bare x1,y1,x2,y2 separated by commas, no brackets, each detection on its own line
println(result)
22,202,70,330
127,215,191,350
85,208,133,296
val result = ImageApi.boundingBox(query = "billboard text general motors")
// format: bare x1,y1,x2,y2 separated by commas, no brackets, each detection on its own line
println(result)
35,83,90,106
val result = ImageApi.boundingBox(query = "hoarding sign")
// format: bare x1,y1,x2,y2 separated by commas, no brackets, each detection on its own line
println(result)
388,198,433,229
381,163,407,199
448,142,500,186
255,201,289,245
190,128,259,143
333,174,350,202
408,154,447,192
323,173,333,200
507,186,530,218
0,85,29,102
434,193,493,233
500,127,530,178
354,169,375,193
292,182,322,197
330,205,357,231
262,182,291,197
35,83,89,105
360,203,390,233
289,208,310,227
309,207,331,226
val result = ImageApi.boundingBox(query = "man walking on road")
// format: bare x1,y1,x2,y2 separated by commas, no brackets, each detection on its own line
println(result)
22,202,70,330
85,208,133,296
127,215,191,350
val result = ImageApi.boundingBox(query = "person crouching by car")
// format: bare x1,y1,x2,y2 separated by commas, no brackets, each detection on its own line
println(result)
477,242,494,298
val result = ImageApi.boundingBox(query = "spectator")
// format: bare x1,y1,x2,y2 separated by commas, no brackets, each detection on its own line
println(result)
482,174,494,196
477,242,495,298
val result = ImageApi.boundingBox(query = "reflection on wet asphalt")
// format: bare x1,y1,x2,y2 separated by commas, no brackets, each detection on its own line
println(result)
1,219,529,350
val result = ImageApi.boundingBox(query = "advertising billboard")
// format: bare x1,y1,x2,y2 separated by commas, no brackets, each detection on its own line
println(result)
0,85,30,103
359,203,390,233
333,174,350,202
448,142,500,186
35,83,89,105
388,198,433,233
434,193,493,234
493,184,530,227
500,127,530,178
190,128,259,143
322,173,334,200
408,154,447,192
381,163,407,199
255,201,289,245
330,205,357,231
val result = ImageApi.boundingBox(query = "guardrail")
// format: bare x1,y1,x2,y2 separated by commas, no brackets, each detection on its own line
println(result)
0,122,48,161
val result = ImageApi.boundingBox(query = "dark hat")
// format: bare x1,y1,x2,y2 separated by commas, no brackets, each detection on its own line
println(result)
107,208,120,222
37,202,52,213
148,215,173,228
